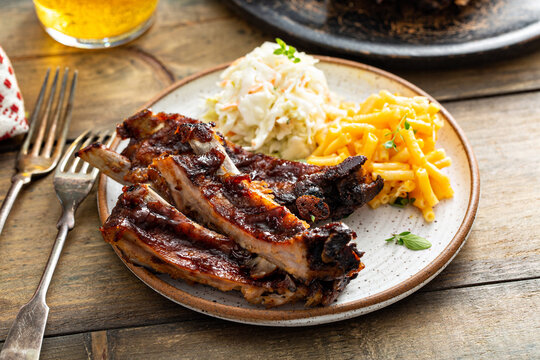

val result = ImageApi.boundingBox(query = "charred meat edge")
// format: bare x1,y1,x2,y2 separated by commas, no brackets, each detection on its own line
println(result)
114,109,384,222
153,150,363,282
77,143,280,278
78,145,363,289
102,184,350,307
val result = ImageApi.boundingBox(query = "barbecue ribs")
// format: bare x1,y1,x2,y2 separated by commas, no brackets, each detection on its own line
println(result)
152,149,363,282
95,109,383,222
102,184,358,306
77,109,383,307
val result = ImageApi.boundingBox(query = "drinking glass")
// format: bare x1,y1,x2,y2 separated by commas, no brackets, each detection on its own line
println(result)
33,0,159,49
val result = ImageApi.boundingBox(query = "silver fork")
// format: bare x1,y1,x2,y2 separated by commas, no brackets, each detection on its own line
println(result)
0,130,114,360
0,67,77,236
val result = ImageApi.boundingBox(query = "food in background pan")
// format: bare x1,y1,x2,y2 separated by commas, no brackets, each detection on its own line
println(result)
374,0,470,12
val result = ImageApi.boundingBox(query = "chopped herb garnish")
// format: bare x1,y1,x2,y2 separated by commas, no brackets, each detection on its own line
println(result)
310,214,316,222
390,196,415,208
274,38,301,63
383,113,410,151
383,140,396,150
385,231,431,250
390,197,408,208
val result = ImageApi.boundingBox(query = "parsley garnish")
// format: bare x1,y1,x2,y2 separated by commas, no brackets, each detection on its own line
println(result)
310,214,316,222
274,38,301,63
383,113,410,151
385,231,431,250
390,196,415,208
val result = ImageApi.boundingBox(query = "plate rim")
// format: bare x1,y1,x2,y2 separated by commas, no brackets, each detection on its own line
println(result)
97,56,480,324
225,0,540,60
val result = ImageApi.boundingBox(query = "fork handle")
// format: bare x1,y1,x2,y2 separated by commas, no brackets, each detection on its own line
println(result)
0,295,49,360
0,223,69,360
0,175,30,236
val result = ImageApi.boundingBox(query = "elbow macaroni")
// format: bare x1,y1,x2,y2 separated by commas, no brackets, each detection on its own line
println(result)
306,90,453,222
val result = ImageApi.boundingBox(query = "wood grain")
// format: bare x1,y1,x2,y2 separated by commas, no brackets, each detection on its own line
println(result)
0,91,538,341
2,279,537,359
0,154,199,341
1,1,540,103
0,50,172,153
425,91,540,290
133,16,540,101
89,331,109,360
398,50,540,101
1,0,539,358
102,279,540,360
133,18,267,79
0,0,231,58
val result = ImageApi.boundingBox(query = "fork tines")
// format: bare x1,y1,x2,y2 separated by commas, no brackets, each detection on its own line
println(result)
20,67,77,162
0,67,79,236
57,130,115,176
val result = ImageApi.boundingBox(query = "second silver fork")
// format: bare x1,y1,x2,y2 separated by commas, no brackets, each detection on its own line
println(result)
0,130,113,360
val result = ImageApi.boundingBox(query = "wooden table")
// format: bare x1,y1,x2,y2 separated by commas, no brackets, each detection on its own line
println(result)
1,1,539,359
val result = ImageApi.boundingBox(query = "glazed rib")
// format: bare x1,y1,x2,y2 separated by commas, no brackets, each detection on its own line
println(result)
79,137,362,284
80,110,372,306
102,184,305,307
152,150,363,282
229,148,383,221
113,109,383,222
102,184,353,306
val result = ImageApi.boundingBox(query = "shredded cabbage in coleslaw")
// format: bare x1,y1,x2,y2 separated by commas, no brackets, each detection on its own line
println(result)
204,42,344,160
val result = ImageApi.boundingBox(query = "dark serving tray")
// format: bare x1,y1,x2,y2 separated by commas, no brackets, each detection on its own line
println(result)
225,0,540,66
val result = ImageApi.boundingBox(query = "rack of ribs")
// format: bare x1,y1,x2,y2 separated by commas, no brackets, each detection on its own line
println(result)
77,109,383,307
152,148,363,282
102,184,359,307
81,109,383,222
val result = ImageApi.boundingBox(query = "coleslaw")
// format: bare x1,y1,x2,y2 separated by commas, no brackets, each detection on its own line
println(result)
204,41,344,160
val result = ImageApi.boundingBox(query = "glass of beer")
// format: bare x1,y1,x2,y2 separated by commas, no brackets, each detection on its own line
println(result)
33,0,159,49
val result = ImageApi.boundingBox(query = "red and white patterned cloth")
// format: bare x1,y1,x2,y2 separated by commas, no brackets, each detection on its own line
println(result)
0,46,27,141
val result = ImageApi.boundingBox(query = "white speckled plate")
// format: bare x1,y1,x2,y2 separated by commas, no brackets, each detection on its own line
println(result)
97,57,480,326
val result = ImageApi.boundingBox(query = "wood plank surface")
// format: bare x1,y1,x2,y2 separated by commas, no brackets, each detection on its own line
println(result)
424,91,540,290
133,19,540,101
0,0,230,58
1,24,538,150
1,0,539,359
398,50,540,101
6,51,173,144
92,279,540,360
1,0,540,103
0,152,197,340
1,90,538,341
2,279,537,359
